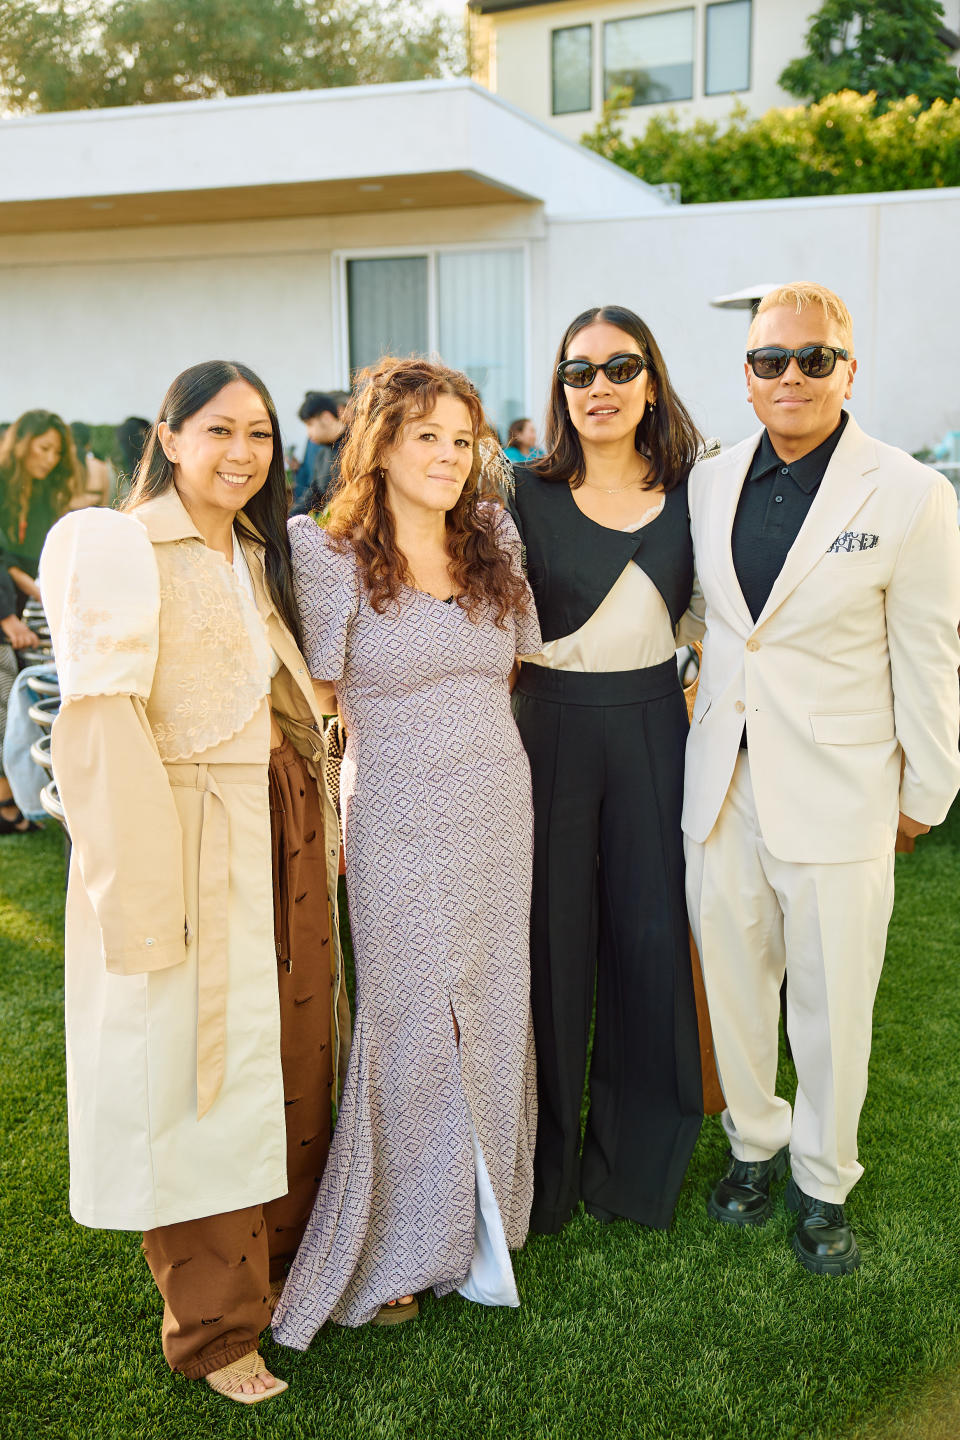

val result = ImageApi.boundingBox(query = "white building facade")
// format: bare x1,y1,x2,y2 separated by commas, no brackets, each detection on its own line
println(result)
1,81,958,460
468,0,960,143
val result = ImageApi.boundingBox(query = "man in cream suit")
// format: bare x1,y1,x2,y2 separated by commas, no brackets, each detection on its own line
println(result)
685,281,960,1274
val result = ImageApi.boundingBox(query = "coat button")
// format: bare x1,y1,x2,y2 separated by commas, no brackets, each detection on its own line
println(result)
747,640,760,652
735,700,745,713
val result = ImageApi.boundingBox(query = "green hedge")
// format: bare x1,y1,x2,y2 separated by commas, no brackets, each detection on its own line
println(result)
582,90,960,204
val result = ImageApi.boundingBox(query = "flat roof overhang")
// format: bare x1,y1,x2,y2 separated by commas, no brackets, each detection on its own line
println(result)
0,170,536,236
0,81,666,237
468,2,554,12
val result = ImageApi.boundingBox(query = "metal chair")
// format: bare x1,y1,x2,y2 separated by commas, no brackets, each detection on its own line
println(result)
40,781,66,826
29,733,53,774
27,697,59,730
24,670,59,700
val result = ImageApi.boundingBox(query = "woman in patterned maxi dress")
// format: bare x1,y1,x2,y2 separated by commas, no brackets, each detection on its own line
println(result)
272,358,541,1345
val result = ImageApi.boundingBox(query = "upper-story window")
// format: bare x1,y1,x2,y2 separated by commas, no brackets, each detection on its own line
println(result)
604,8,695,106
705,0,752,94
552,25,593,115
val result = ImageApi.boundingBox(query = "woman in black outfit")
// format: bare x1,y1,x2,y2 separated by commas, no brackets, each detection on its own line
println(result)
509,305,703,1233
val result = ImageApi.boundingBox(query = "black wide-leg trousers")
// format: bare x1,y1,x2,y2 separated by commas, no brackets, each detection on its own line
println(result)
513,660,703,1233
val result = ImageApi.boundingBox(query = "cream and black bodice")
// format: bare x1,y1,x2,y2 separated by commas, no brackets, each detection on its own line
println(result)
508,465,694,673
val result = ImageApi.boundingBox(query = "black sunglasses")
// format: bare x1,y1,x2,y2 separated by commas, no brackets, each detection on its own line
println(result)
747,345,849,379
557,353,646,388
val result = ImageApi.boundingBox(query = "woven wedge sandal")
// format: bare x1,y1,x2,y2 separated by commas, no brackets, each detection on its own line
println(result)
204,1350,288,1405
267,1275,285,1315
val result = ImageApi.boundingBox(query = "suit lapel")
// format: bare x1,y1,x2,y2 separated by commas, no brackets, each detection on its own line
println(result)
753,417,879,629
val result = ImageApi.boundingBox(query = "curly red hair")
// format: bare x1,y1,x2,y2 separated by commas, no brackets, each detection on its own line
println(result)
325,356,529,627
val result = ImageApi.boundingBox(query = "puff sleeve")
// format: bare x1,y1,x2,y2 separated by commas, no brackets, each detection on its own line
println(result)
39,510,188,976
40,508,160,703
493,506,542,659
288,516,359,683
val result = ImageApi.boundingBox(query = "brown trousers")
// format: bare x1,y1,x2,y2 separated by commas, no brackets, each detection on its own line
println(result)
142,738,333,1379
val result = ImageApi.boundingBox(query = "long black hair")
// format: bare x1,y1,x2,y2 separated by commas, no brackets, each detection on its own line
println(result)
0,409,83,539
533,305,702,491
123,360,304,650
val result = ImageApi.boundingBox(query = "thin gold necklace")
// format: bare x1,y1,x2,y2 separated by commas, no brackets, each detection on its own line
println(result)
581,476,646,494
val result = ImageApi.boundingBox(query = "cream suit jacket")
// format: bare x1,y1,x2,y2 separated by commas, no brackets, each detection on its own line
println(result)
683,416,960,864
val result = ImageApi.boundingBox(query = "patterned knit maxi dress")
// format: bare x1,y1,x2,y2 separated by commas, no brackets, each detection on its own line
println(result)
273,509,541,1343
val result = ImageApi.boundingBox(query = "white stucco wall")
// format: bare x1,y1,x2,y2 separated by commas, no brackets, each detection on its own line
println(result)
1,187,957,459
0,203,544,452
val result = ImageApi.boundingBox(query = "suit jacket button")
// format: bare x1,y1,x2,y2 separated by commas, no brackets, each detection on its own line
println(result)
735,700,745,713
747,640,760,652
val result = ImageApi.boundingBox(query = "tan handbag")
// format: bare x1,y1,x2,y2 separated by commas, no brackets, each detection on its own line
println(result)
682,642,725,1115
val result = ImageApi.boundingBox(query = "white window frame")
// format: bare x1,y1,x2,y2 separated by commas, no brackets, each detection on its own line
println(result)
332,241,533,423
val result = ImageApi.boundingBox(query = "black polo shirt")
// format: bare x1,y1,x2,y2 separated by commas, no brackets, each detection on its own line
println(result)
732,411,848,624
732,412,848,749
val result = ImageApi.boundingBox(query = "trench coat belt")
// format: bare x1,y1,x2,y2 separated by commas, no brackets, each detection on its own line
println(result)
166,760,265,1120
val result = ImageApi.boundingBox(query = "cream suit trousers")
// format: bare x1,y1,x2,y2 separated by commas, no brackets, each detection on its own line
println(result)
685,753,894,1204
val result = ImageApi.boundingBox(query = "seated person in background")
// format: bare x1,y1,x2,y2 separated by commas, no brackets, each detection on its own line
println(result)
0,564,40,834
0,409,82,606
504,418,543,465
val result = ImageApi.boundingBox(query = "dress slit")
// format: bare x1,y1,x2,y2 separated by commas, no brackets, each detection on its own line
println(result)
457,1115,520,1309
447,1001,519,1308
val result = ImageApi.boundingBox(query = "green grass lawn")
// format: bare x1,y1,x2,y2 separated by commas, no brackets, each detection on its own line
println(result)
2,809,959,1440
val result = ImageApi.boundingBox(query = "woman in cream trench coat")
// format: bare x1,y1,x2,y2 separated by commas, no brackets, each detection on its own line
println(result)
39,361,349,1404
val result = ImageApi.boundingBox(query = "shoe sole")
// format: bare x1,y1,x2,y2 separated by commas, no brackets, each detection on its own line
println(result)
791,1232,861,1275
371,1297,419,1326
785,1177,861,1275
707,1148,788,1228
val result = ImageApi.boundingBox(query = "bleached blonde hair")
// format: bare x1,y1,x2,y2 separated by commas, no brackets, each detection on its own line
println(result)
748,282,854,353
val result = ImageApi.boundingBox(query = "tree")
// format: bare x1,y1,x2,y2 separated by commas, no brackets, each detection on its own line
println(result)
779,0,960,110
0,3,110,114
0,0,463,112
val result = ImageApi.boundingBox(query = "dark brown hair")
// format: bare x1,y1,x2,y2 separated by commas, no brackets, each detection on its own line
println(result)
122,360,304,650
325,356,528,627
533,305,702,491
0,409,82,541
